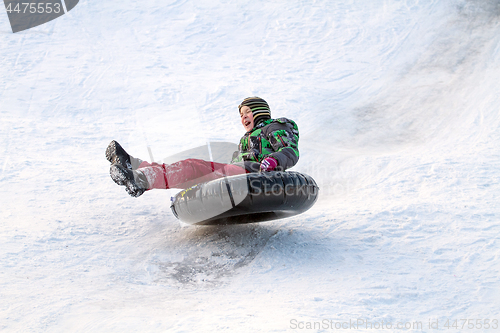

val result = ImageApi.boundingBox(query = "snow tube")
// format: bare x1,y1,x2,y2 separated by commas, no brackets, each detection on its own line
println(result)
170,171,319,225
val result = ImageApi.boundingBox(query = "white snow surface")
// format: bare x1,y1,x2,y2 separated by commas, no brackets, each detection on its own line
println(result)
1,0,500,332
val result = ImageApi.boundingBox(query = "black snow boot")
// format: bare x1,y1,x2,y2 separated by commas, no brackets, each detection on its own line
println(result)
110,163,149,197
106,140,143,170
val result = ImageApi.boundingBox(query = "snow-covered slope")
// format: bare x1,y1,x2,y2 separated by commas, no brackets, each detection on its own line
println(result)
1,0,499,331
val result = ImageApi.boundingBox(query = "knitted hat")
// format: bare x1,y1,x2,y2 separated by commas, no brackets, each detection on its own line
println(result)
238,97,271,126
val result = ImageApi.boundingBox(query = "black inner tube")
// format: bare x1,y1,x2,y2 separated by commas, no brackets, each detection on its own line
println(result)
170,171,319,225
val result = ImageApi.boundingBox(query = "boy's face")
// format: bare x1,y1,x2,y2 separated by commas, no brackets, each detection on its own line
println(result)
240,106,254,132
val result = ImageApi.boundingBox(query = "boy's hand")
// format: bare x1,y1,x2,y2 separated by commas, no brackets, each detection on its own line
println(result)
260,157,278,172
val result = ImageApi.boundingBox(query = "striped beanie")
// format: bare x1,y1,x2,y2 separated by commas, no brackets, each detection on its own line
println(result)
238,97,271,126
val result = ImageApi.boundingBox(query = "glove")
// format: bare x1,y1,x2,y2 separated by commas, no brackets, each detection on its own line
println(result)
260,157,278,172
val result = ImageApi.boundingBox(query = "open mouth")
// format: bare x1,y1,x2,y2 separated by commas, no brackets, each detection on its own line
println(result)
244,121,251,127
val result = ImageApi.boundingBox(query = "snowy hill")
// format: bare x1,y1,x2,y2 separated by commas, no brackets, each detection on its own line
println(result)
1,0,499,331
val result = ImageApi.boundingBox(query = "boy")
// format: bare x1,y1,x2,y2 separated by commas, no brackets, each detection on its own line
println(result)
108,97,299,197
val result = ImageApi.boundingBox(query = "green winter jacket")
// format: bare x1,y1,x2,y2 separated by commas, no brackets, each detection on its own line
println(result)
231,118,299,171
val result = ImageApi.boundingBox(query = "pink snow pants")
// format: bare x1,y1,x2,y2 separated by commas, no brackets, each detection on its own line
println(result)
137,158,249,190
